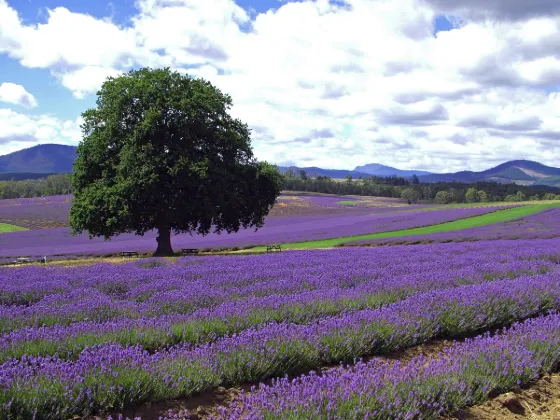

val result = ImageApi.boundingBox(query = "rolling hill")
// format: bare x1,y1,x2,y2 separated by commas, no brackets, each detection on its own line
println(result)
419,160,560,187
1,144,559,188
278,166,373,179
0,144,76,173
353,163,432,177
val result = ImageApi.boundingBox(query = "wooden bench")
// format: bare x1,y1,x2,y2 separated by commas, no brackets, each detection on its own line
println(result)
181,248,199,255
12,257,32,264
120,251,139,258
266,244,282,252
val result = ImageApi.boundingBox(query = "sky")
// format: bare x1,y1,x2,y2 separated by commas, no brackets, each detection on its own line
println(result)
1,0,560,172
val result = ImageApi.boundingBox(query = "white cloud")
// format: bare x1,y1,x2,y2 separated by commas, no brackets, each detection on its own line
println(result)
54,66,123,99
1,0,560,171
0,108,81,153
0,83,37,108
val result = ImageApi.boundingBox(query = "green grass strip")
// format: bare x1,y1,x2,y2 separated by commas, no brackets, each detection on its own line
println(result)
0,223,27,233
337,200,360,205
256,202,560,250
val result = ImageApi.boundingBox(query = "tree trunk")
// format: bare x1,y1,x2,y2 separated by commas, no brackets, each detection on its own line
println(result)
154,223,174,256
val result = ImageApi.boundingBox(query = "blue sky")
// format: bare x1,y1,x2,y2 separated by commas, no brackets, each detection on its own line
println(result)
1,0,456,121
1,0,559,172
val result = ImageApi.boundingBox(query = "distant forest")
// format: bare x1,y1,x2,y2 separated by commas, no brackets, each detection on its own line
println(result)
1,170,559,203
0,174,72,199
282,169,560,203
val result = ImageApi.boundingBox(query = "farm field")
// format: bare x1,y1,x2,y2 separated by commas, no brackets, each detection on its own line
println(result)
0,194,421,230
2,240,560,418
257,202,560,250
0,193,516,261
347,205,560,246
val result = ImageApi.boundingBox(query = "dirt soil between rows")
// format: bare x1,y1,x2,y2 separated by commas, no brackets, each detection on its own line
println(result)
101,338,560,420
448,373,560,420
99,340,451,420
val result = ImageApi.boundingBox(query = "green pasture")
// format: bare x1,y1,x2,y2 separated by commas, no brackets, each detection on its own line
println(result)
254,202,560,250
0,223,27,233
407,200,560,211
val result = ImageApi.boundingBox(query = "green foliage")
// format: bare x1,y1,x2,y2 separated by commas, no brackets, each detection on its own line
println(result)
0,174,72,199
504,191,528,202
280,173,558,204
465,187,479,203
70,68,282,255
434,191,452,204
477,190,488,202
400,188,421,204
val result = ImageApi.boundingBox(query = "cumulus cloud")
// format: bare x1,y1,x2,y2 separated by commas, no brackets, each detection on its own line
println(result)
0,108,81,153
1,0,560,171
425,0,560,21
0,83,37,108
54,66,123,99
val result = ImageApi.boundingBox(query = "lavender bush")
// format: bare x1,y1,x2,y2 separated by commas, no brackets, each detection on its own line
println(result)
215,312,560,419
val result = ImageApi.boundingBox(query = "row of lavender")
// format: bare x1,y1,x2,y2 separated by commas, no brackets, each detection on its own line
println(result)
2,271,560,418
0,241,555,355
0,195,72,230
0,193,402,231
0,205,509,261
343,206,560,246
2,241,560,418
214,312,560,419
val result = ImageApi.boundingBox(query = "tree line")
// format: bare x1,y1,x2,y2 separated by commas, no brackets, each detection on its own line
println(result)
0,174,72,199
2,169,559,204
283,170,560,203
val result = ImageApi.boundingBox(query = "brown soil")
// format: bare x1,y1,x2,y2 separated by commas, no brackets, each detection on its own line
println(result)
448,373,560,420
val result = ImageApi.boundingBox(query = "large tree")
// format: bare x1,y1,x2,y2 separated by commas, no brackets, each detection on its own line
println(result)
70,68,282,256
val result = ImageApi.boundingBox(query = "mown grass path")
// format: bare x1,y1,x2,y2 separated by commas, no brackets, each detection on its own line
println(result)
0,223,26,233
258,202,560,250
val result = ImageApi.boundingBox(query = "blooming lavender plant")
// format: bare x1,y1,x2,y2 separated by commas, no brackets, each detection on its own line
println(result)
1,270,560,418
215,312,560,419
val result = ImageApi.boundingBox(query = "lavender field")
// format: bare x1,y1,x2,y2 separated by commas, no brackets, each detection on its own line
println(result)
343,206,560,246
0,195,72,229
0,195,510,261
2,239,560,418
0,194,419,231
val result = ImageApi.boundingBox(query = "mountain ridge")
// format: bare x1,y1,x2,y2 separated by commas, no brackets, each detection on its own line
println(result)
354,163,432,177
1,144,559,187
0,144,76,174
419,160,560,186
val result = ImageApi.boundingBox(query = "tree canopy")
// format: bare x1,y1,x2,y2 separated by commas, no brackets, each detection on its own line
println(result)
70,68,282,255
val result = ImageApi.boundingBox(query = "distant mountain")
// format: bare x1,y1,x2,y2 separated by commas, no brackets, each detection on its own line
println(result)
2,145,559,188
420,160,560,187
353,163,432,177
0,144,77,173
278,166,372,179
